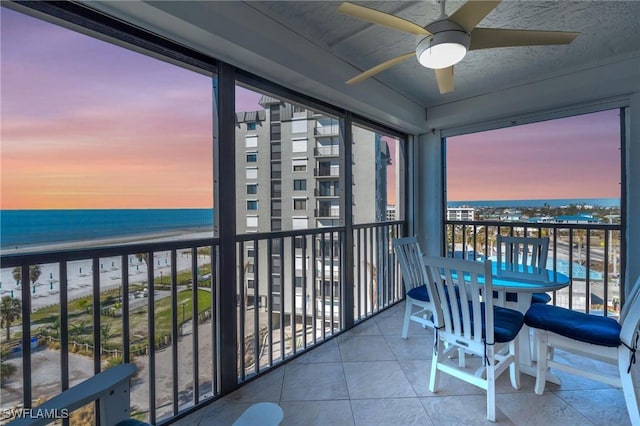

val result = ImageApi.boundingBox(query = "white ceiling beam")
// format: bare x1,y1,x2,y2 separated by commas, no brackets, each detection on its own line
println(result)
427,53,640,132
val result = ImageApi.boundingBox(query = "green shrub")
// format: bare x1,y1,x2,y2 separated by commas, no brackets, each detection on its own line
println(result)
1,361,17,385
105,356,123,369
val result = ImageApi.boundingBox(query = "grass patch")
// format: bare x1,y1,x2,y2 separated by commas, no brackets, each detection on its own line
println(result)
30,288,212,354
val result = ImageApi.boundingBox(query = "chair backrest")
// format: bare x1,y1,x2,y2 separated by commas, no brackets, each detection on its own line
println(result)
393,236,429,294
620,275,640,346
423,256,495,347
497,235,549,268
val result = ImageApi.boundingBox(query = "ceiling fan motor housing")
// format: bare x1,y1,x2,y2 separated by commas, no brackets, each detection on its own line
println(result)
416,19,471,69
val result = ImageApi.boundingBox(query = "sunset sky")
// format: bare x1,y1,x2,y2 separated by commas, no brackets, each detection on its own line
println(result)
446,109,621,201
1,8,620,210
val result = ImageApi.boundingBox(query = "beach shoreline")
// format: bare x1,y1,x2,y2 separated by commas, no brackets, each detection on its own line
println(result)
0,227,215,255
0,228,214,309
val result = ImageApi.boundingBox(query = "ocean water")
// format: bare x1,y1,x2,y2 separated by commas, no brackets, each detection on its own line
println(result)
447,198,620,208
0,209,214,249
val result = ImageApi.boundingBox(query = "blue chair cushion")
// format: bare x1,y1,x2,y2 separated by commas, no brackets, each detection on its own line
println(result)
532,292,552,304
485,304,525,343
524,303,621,347
407,285,430,302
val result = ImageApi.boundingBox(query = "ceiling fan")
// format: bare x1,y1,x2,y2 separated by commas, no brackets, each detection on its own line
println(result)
338,0,579,94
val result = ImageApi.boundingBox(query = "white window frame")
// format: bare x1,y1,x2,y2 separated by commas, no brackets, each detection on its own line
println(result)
293,197,308,211
246,215,258,228
245,135,258,148
292,216,309,230
292,158,308,172
246,167,258,179
292,137,308,153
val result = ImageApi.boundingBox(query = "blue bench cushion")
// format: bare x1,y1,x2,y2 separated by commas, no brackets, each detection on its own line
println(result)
524,303,621,347
407,285,430,302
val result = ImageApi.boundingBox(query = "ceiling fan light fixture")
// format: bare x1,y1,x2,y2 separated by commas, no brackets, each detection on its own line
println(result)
416,30,470,69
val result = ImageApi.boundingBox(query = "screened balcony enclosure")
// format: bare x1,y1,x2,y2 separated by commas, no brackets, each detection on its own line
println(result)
1,1,639,425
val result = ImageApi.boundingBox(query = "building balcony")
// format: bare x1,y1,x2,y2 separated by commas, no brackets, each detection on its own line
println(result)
314,208,340,218
313,146,339,157
313,125,339,137
314,188,339,197
313,168,340,177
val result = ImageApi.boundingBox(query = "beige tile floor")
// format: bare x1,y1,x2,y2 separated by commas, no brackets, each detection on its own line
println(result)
172,303,632,425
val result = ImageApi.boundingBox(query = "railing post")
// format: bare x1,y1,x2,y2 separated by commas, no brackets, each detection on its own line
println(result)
215,61,239,394
342,112,354,329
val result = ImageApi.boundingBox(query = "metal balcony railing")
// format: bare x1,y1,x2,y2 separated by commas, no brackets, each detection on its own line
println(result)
313,125,339,136
313,146,340,157
313,167,340,177
444,219,624,316
314,208,340,218
314,188,339,197
0,221,405,425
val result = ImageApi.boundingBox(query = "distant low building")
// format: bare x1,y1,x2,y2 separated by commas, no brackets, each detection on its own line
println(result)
447,207,475,221
554,214,601,224
528,216,555,223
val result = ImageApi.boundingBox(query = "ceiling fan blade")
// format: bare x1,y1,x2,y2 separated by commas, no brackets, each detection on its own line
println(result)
469,28,579,50
337,2,430,35
346,52,415,85
449,1,501,33
435,66,454,94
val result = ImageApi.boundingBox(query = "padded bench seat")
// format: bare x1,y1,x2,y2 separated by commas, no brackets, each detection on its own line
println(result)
524,303,621,347
524,277,640,424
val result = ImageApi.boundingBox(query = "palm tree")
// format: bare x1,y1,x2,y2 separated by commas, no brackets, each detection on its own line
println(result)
0,295,22,341
574,229,587,265
70,320,88,341
29,265,42,285
135,253,149,265
11,268,20,286
51,316,61,339
11,265,42,286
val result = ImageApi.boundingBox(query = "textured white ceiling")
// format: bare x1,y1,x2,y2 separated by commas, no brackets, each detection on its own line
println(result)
82,0,639,132
244,0,640,106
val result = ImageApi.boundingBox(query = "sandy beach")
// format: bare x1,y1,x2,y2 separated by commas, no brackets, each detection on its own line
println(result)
0,229,215,309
